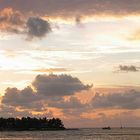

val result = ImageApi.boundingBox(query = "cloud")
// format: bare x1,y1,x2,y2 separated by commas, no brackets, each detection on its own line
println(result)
118,65,139,72
0,7,24,33
1,0,140,38
0,8,23,26
0,0,140,19
2,86,43,110
92,90,140,109
48,97,86,109
32,74,92,96
1,75,140,127
0,8,51,39
1,0,140,37
0,74,91,117
0,105,33,118
26,17,51,39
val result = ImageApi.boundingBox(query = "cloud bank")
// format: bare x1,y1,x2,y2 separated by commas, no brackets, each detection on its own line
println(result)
92,90,140,109
0,0,140,18
1,74,140,115
1,74,91,118
0,74,140,127
1,0,140,38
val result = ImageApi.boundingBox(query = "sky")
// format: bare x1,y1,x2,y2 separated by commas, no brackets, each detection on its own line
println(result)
0,0,140,128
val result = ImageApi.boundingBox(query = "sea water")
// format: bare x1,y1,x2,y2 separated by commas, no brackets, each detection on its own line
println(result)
0,128,140,140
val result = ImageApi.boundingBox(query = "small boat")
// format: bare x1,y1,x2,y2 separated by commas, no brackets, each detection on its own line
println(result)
102,126,111,130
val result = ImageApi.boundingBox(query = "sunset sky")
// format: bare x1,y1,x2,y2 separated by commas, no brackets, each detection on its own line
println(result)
0,0,140,128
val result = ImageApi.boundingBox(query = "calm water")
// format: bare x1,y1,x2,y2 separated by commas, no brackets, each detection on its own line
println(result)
0,128,140,140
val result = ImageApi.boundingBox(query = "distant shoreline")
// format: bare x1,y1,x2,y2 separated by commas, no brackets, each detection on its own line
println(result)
0,127,140,132
0,128,79,132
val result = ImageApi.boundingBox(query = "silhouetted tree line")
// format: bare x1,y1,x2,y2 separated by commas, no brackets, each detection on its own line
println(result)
0,117,65,131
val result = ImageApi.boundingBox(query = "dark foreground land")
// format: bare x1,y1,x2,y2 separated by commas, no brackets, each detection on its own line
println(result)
0,117,65,131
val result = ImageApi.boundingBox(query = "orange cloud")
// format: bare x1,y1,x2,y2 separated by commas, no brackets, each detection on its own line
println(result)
1,0,140,21
0,7,24,32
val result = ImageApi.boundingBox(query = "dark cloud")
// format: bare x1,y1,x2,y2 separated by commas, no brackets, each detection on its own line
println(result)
2,86,43,110
0,0,140,18
0,105,33,118
0,8,51,38
92,90,140,109
118,65,139,72
0,74,91,117
0,104,53,118
32,74,92,96
26,17,51,39
48,97,86,109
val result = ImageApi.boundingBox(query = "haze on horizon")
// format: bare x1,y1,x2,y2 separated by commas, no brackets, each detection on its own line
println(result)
0,0,140,128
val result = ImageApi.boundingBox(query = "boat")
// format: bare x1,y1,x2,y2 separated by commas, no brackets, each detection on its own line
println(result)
102,126,111,130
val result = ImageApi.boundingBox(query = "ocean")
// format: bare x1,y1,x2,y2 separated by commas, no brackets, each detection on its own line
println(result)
0,128,140,140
